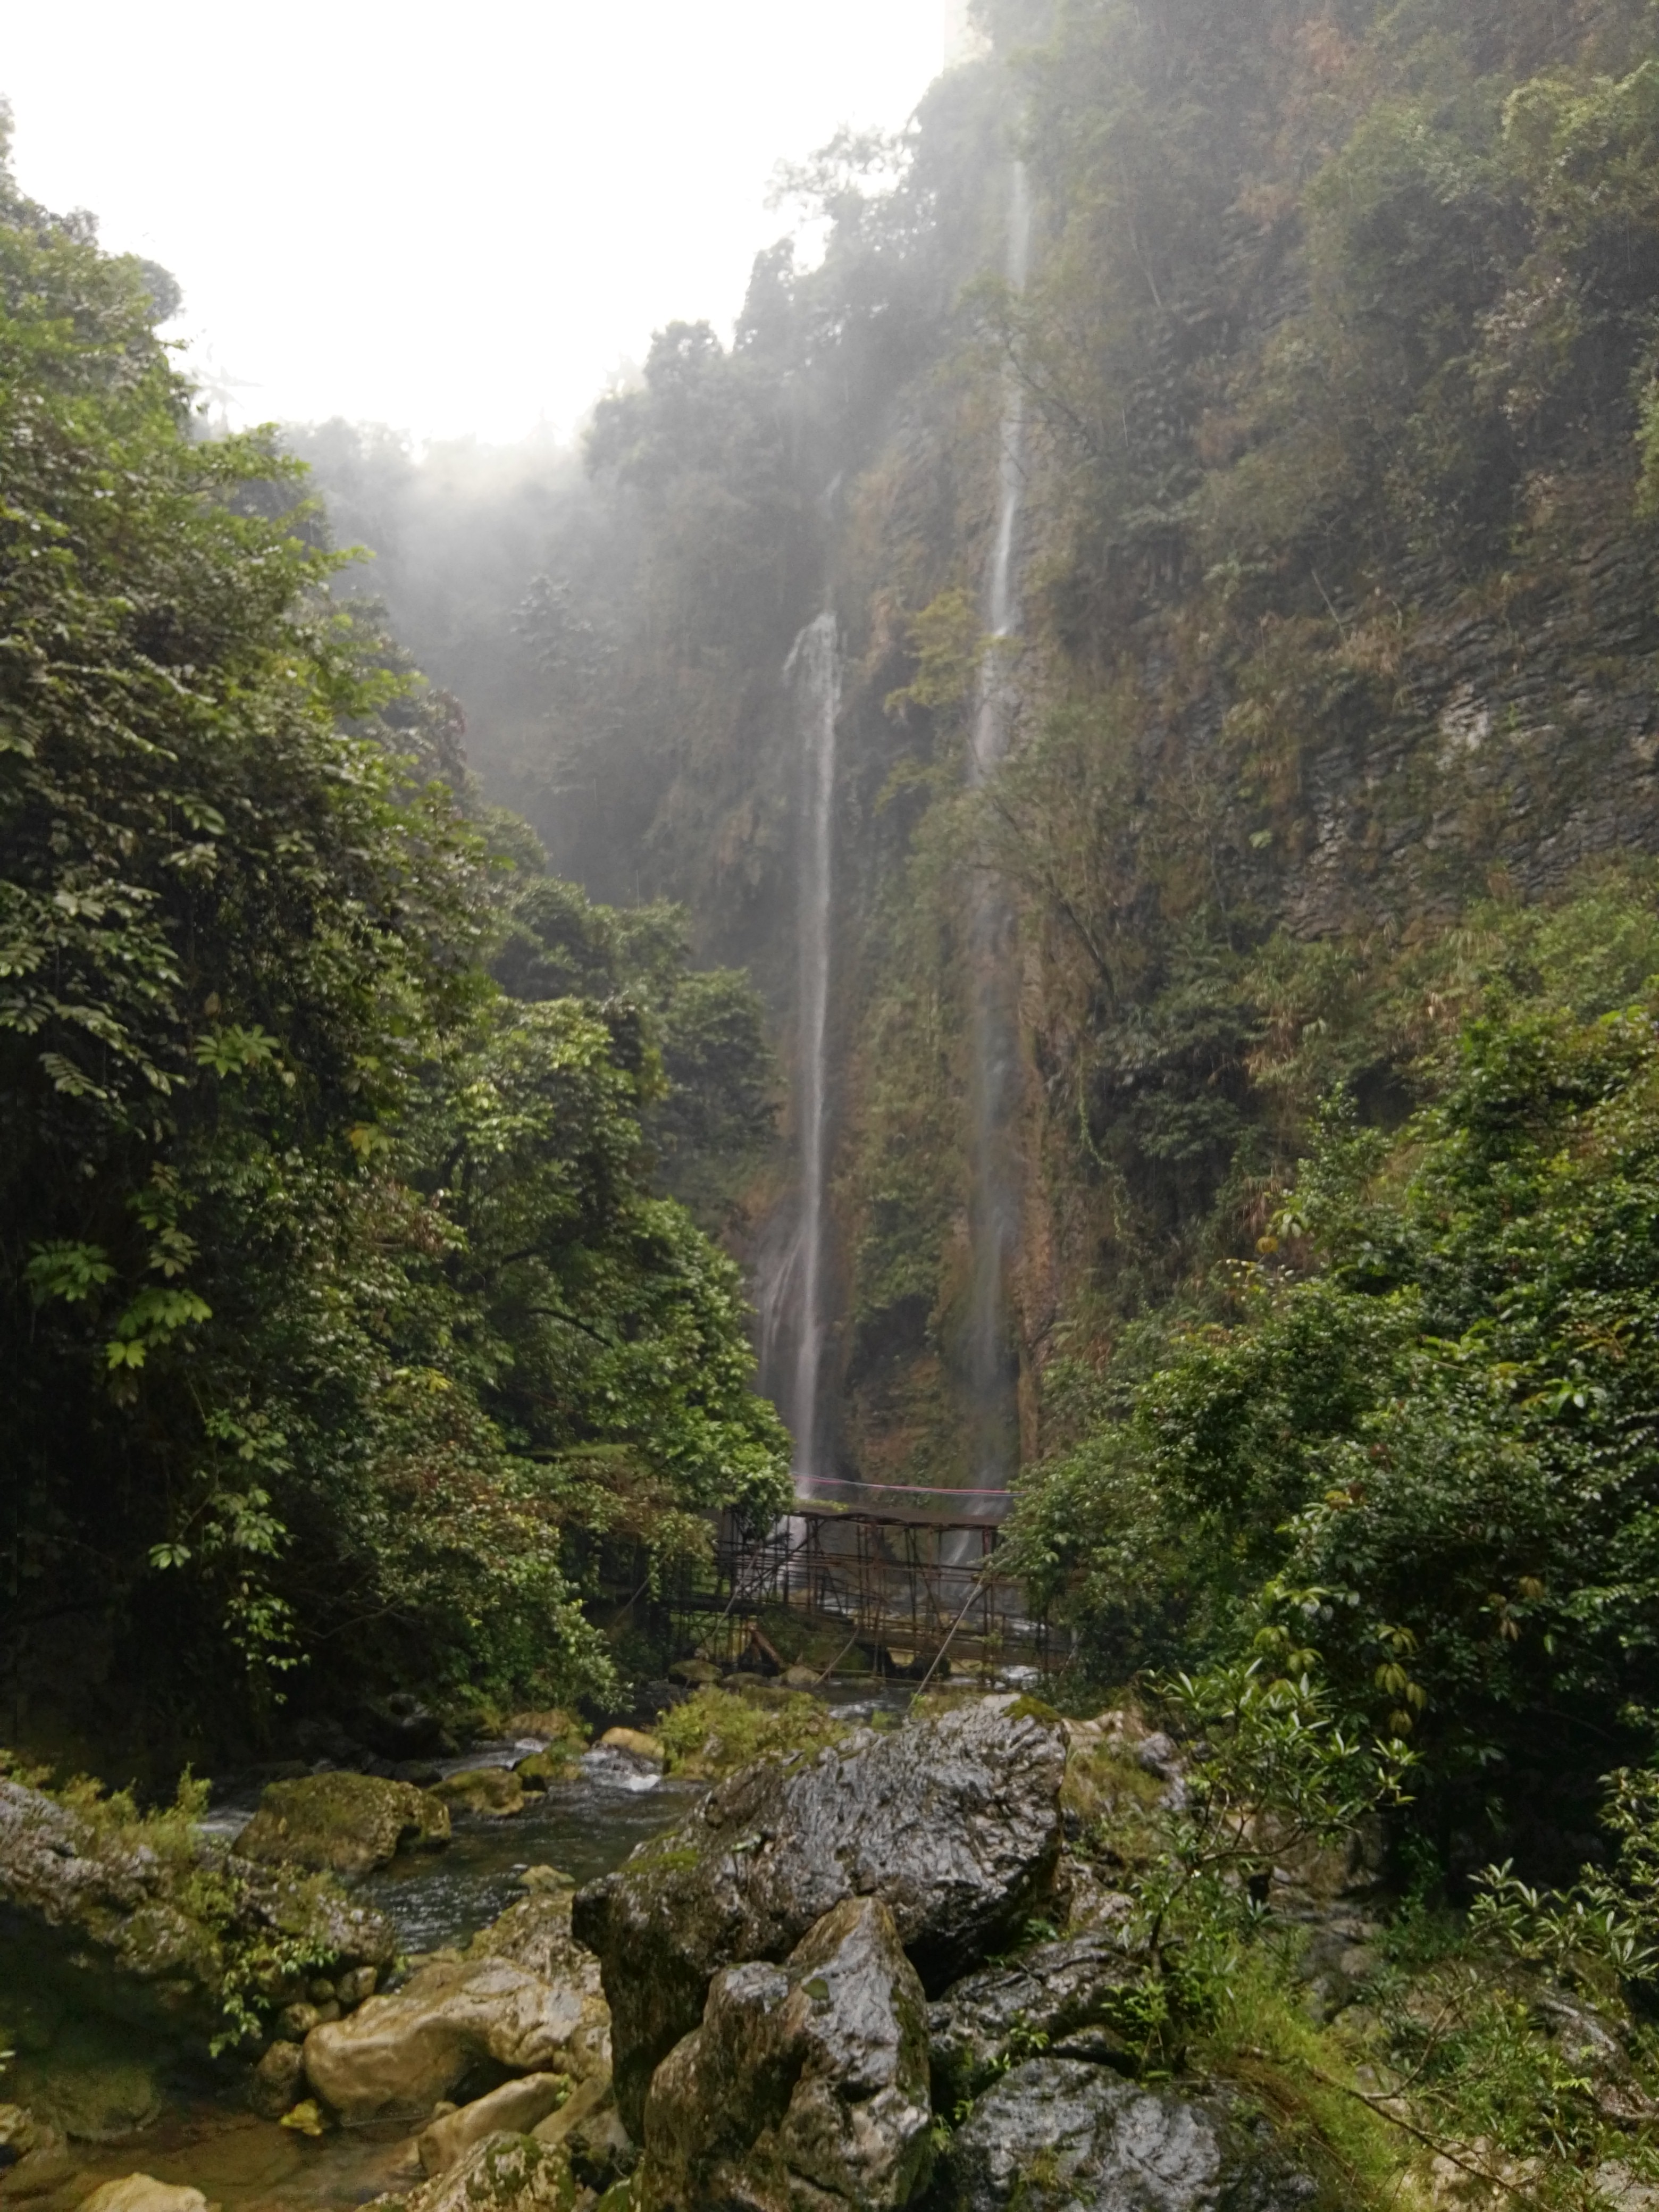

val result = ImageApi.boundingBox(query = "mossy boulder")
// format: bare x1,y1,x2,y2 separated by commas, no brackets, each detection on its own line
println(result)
433,1769,526,1819
574,1696,1066,2136
0,1775,394,2050
236,1772,450,1876
372,2132,577,2212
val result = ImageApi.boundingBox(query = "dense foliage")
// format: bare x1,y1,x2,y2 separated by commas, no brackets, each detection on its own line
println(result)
1013,880,1659,1856
0,136,787,1759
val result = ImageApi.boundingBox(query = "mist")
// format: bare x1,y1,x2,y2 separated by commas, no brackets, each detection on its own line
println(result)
3,0,951,445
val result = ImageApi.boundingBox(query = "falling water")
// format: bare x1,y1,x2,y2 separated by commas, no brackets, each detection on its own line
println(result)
965,161,1033,1494
764,611,841,1492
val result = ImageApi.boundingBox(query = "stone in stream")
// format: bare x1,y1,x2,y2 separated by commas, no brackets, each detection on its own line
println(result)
74,2181,210,2212
597,1728,666,1769
638,1896,932,2212
468,1888,604,1998
928,1930,1145,2108
0,1775,394,2047
573,1696,1066,2136
942,2059,1319,2212
0,2106,77,2200
370,2132,577,2212
303,1954,610,2124
417,2074,573,2175
248,2037,307,2119
235,1772,450,1875
432,1768,527,1819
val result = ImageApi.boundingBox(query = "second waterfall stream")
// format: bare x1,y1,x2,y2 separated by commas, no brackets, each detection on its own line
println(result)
777,609,840,1492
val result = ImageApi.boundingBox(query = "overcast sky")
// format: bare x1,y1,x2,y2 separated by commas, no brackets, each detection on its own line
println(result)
4,1,956,446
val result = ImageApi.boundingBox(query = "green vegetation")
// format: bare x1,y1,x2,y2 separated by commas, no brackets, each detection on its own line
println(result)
1012,879,1659,1850
654,1685,854,1780
0,128,788,1761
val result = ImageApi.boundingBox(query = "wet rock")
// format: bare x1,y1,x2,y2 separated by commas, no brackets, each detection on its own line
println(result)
76,2179,208,2212
249,2038,307,2119
418,2075,573,2175
236,1773,450,1876
928,1931,1143,2106
639,1895,932,2212
513,1753,575,1793
942,2059,1319,2212
519,1865,575,1896
0,1775,395,2048
0,2108,77,2200
416,2132,575,2212
468,1891,603,1999
574,1696,1065,2135
359,1695,450,1762
533,2076,635,2191
303,1955,610,2123
597,1729,666,1767
432,1769,526,1820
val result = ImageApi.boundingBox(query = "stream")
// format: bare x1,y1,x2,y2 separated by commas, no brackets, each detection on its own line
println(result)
15,1690,922,2212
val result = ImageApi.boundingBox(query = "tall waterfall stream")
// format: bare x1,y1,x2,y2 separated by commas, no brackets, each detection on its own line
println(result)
964,160,1033,1493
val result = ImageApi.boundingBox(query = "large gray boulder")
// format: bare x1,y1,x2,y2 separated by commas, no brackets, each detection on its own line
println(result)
942,2060,1319,2212
574,1697,1065,2135
0,1775,393,2046
638,1896,933,2212
929,1931,1144,2107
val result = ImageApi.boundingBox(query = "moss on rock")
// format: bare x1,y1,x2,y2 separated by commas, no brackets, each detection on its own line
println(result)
236,1772,450,1876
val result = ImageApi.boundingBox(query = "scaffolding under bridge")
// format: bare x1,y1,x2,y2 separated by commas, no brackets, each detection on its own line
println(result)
668,1483,1065,1682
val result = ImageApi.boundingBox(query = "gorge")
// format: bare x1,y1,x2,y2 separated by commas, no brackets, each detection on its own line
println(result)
9,0,1659,2201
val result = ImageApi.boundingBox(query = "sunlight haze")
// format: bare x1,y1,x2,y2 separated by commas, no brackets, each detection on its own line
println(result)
3,0,952,444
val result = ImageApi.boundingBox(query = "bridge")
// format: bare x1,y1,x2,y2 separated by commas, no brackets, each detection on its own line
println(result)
666,1481,1064,1685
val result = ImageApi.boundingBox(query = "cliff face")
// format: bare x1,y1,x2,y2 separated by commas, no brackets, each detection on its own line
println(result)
314,0,1659,1493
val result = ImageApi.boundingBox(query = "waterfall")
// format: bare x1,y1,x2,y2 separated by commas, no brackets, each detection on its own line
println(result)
763,611,841,1493
965,161,1033,1493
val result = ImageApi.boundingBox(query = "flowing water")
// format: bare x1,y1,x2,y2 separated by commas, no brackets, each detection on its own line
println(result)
964,161,1033,1496
760,612,841,1491
18,1746,697,2212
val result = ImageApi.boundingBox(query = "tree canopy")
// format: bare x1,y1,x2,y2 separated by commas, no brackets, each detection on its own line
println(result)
0,130,788,1758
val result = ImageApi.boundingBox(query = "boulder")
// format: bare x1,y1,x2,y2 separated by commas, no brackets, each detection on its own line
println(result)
76,2181,208,2212
667,1661,722,1688
941,2059,1319,2212
574,1696,1065,2134
303,1955,610,2123
0,1777,394,2048
928,1931,1144,2106
418,2075,573,2175
597,1729,666,1767
467,1891,603,1999
236,1772,450,1875
0,2107,77,2200
432,1769,526,1819
380,2132,576,2212
638,1896,932,2212
532,2075,634,2191
512,1754,573,1794
248,2038,307,2119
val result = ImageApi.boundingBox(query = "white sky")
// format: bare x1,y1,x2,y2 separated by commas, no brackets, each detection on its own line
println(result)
3,1,954,447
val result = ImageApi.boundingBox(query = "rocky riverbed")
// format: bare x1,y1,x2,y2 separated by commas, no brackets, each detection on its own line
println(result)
4,1689,1653,2212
